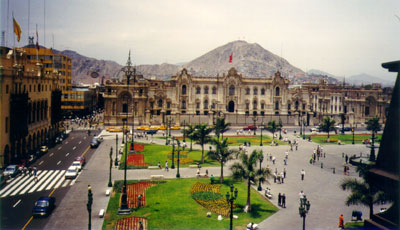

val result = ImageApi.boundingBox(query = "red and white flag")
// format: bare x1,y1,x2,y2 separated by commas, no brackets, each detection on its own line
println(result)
229,53,233,63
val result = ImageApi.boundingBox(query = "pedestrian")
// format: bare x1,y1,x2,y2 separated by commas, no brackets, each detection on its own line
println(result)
283,159,287,166
290,144,293,151
282,193,286,208
285,151,288,159
157,162,161,169
273,172,277,183
138,194,142,207
33,168,38,182
338,214,344,229
165,161,169,171
272,156,276,164
283,168,286,178
301,169,305,180
28,167,32,176
299,190,304,199
345,154,349,164
309,156,313,164
295,143,298,151
281,171,284,183
278,193,282,206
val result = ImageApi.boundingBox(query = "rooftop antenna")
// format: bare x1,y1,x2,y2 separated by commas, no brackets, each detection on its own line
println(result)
43,0,46,47
6,0,9,47
28,0,30,44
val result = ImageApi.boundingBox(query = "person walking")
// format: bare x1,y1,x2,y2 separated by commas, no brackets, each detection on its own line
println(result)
138,194,142,207
273,172,277,183
283,168,287,178
285,151,288,159
338,214,344,229
165,161,169,171
278,193,282,206
33,167,38,182
301,169,305,180
282,193,286,208
281,171,285,183
299,190,305,199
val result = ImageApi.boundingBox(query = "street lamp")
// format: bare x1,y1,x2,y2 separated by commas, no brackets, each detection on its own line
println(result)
118,52,135,215
165,117,172,145
302,119,306,140
352,125,355,145
260,122,264,146
257,154,264,191
183,120,186,143
87,185,93,230
115,134,119,166
108,147,113,187
226,185,238,230
299,114,303,136
278,119,283,140
252,115,258,135
176,140,181,178
171,136,175,169
299,195,311,230
122,119,125,144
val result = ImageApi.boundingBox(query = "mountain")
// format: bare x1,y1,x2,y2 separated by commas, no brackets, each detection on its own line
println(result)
304,69,341,85
346,73,395,87
307,69,338,79
184,40,304,78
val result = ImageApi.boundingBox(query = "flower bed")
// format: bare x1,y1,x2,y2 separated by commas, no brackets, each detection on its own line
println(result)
190,182,234,217
125,181,157,208
134,144,145,152
168,151,193,164
127,154,148,166
115,216,147,230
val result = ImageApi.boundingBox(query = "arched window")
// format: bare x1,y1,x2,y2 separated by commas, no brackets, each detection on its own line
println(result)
253,100,257,109
204,86,209,94
295,101,299,110
212,87,217,94
246,88,250,95
261,88,265,95
196,87,201,94
253,87,258,95
181,85,187,95
196,102,200,109
203,100,209,109
229,85,235,96
275,87,280,96
275,101,279,110
261,103,265,109
158,99,163,107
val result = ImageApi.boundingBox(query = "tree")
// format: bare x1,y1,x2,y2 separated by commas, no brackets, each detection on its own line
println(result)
185,123,196,152
277,119,283,140
318,116,336,140
207,137,239,183
340,165,387,219
214,117,230,139
230,150,272,212
366,116,381,161
193,124,213,163
266,120,278,142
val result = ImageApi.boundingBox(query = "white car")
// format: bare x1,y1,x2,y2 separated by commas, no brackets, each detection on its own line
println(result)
65,166,79,179
71,161,82,171
94,136,103,142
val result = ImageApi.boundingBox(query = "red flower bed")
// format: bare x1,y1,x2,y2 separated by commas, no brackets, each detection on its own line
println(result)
127,154,147,166
134,144,145,152
115,217,147,230
124,181,156,208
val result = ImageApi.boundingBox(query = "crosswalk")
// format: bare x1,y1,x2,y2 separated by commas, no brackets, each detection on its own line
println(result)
0,170,79,198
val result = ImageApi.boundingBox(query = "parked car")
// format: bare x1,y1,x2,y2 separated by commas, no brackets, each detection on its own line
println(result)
3,165,19,178
145,130,158,135
65,166,79,179
32,197,56,217
71,161,82,171
94,136,103,142
40,146,48,154
243,125,257,131
310,127,319,133
335,125,352,132
170,125,181,130
90,139,100,148
74,156,86,166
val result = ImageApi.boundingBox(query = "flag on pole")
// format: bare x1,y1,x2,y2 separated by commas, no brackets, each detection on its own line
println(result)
36,25,40,51
13,17,22,42
229,53,233,63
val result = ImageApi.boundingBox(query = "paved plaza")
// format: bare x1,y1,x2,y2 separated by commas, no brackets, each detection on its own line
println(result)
44,128,386,230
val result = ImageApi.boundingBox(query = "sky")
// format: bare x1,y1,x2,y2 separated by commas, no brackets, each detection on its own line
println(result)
1,0,400,80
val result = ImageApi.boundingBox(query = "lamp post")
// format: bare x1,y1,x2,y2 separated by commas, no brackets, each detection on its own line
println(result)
108,147,113,187
302,119,306,140
260,122,264,146
118,51,135,215
257,154,264,191
115,134,119,166
176,139,181,178
226,185,238,230
299,195,311,230
299,114,303,136
171,136,175,169
252,115,258,135
352,125,355,145
87,185,93,230
183,120,186,143
278,119,283,140
122,119,125,144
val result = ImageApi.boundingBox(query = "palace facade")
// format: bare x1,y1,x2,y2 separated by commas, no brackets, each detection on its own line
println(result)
103,67,391,127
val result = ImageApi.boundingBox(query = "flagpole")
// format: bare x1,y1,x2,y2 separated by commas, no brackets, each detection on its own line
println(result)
12,12,16,65
36,24,39,63
28,0,30,44
6,0,10,47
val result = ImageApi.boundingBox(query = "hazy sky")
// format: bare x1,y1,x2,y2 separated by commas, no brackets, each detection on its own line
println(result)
2,0,400,80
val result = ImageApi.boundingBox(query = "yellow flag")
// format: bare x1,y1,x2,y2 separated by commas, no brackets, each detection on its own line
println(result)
13,17,21,42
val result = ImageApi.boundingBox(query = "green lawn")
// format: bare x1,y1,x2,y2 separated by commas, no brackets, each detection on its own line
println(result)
103,178,278,230
119,142,220,169
308,134,381,145
156,135,287,146
344,221,364,229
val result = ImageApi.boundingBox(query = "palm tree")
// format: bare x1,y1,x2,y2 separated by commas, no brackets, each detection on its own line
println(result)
318,116,336,140
185,123,196,151
340,165,387,219
214,117,230,139
193,124,213,163
207,137,239,183
266,120,278,142
230,150,272,212
366,116,381,161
